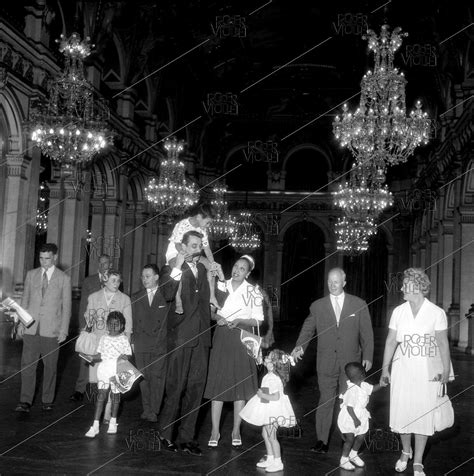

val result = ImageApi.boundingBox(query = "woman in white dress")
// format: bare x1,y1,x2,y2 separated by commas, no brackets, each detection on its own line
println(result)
380,268,452,476
204,255,264,448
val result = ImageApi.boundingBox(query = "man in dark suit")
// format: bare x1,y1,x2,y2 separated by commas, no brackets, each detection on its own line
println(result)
69,254,112,402
291,267,374,453
132,257,184,423
158,230,211,456
15,243,71,412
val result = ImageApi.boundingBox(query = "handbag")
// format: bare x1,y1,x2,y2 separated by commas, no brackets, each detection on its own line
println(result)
75,325,99,355
433,383,454,432
240,324,263,365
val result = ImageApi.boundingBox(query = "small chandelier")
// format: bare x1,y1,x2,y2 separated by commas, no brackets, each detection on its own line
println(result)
145,137,199,216
333,163,393,221
30,33,112,168
230,211,261,252
208,182,236,241
335,215,377,255
333,25,431,168
35,181,49,235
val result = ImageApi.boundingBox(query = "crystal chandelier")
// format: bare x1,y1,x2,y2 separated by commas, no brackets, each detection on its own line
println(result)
335,215,377,255
333,25,431,168
208,182,236,241
333,162,393,221
145,137,199,216
30,33,112,168
35,182,49,234
230,211,261,252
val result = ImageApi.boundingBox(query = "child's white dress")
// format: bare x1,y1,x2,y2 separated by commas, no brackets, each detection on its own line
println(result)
240,372,296,428
165,218,210,264
337,380,373,436
96,334,132,393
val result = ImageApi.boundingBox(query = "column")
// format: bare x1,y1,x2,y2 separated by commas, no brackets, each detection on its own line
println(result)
466,304,474,355
1,153,33,295
274,241,284,321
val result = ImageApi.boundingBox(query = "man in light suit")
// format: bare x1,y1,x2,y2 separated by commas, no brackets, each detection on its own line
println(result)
70,254,111,402
132,258,183,423
291,267,374,453
15,243,72,412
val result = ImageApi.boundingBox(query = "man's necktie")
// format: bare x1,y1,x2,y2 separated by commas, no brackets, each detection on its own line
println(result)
334,296,341,325
42,271,48,298
148,290,155,305
189,262,198,278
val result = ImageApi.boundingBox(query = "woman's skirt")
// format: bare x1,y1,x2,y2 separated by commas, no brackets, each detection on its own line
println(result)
204,325,258,402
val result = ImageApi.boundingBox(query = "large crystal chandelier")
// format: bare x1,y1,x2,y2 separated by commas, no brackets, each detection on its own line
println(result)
145,137,199,216
333,25,431,168
333,162,393,221
230,211,261,252
35,182,49,235
208,182,236,241
30,33,112,168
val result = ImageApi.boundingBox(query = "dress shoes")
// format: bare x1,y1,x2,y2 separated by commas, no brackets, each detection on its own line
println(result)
311,440,329,453
69,391,84,402
14,402,31,413
42,403,54,411
180,441,202,456
159,436,178,452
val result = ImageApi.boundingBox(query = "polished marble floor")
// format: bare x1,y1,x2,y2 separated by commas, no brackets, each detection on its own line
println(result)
0,324,473,476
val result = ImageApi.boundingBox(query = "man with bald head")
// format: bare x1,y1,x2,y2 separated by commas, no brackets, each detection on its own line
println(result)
291,267,374,453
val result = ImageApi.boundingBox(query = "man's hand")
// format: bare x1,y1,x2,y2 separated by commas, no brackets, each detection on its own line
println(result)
214,262,225,281
217,316,227,326
291,346,304,362
362,360,372,372
57,333,67,344
175,250,186,268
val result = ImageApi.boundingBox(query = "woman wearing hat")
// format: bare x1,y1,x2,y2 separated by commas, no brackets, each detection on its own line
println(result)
204,255,264,448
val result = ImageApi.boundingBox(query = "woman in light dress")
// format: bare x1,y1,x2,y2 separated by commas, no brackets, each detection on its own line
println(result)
380,268,453,476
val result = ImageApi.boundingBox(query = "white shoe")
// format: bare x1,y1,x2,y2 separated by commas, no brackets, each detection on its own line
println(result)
265,460,284,472
413,463,426,476
349,452,365,467
395,449,413,472
257,455,274,468
340,457,355,471
85,426,99,438
107,422,118,434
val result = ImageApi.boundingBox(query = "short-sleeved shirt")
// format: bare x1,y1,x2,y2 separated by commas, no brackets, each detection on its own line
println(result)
169,218,209,248
341,381,373,410
97,334,132,361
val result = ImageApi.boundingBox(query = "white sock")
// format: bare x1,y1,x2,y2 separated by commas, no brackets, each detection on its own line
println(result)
266,455,274,461
340,456,349,463
92,420,99,430
110,417,117,425
273,457,281,464
349,450,358,458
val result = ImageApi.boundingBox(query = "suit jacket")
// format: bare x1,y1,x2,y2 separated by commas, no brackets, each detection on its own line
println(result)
78,274,103,328
167,261,211,349
132,267,180,353
21,267,72,338
85,289,132,339
295,293,374,374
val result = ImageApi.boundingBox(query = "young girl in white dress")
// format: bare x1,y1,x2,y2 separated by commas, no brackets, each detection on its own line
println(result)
82,311,132,438
240,349,296,473
165,202,219,313
337,362,386,470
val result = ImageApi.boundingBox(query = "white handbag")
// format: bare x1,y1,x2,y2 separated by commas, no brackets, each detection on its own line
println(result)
433,383,454,432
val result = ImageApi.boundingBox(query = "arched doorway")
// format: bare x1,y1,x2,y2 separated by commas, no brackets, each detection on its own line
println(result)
281,220,326,322
342,230,388,327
